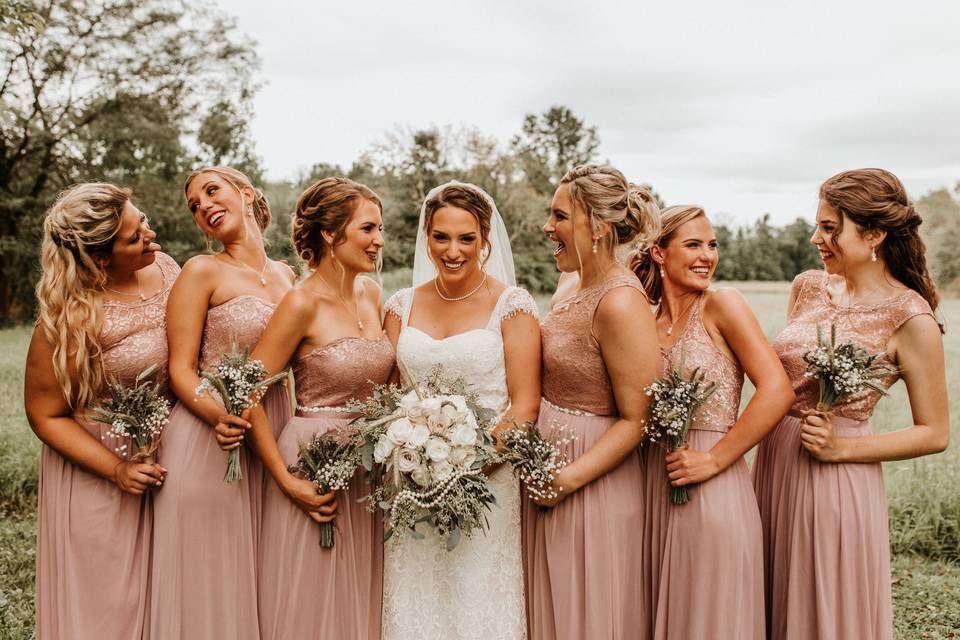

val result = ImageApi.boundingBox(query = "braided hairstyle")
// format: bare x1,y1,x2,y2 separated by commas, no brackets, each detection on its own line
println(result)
820,168,939,317
36,183,131,408
291,177,383,269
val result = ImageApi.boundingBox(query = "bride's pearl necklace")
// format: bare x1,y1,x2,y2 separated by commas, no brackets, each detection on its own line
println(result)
434,272,487,302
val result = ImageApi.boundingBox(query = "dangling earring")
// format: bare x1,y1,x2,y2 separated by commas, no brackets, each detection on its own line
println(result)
870,247,877,262
592,237,598,254
659,265,665,278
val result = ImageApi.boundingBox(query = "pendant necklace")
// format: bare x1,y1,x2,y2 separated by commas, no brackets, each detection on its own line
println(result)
222,252,268,286
104,271,146,301
319,273,364,330
663,294,700,337
435,272,488,302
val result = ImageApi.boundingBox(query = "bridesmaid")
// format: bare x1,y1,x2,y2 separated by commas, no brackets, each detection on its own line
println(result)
631,205,794,639
248,177,392,639
524,164,661,640
752,168,949,640
24,183,176,639
150,166,293,639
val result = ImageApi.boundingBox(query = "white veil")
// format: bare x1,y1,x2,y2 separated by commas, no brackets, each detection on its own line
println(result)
411,180,517,287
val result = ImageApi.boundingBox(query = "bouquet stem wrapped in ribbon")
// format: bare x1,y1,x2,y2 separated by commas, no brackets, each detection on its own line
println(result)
89,363,170,466
195,341,289,483
803,321,897,416
644,349,717,505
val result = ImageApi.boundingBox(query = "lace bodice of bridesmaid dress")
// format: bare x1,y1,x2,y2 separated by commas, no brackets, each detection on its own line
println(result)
774,270,935,421
99,252,180,394
294,336,395,410
661,294,743,432
541,273,645,416
199,295,277,370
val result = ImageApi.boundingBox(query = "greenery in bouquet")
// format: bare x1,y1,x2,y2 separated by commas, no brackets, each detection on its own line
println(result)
89,363,170,465
496,419,573,502
289,431,361,548
195,340,289,483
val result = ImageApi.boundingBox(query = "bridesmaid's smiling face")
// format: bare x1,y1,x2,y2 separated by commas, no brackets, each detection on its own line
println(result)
811,200,876,275
325,198,384,274
427,205,485,285
655,215,717,292
185,172,256,244
104,200,160,276
544,183,594,273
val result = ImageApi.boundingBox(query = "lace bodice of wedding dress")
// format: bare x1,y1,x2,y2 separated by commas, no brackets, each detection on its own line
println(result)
380,285,538,640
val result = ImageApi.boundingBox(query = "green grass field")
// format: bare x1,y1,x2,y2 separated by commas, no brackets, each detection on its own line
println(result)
0,284,957,639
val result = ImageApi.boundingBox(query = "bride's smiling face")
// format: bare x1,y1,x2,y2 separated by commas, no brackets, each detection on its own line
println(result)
428,205,486,285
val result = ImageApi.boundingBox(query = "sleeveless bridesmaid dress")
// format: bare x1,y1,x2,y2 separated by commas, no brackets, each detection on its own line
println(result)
149,295,290,639
35,252,179,640
752,270,936,640
644,293,764,639
258,335,394,640
523,273,648,640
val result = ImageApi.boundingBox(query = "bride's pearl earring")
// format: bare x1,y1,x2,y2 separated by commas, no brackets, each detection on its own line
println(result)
870,247,877,262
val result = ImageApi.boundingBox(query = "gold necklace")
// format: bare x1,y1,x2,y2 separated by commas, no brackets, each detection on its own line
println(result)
318,273,364,330
434,272,487,302
104,271,145,301
662,294,700,337
221,252,268,286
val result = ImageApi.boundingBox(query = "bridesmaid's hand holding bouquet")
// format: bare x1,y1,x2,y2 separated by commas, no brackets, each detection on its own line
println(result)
195,340,289,483
289,431,360,548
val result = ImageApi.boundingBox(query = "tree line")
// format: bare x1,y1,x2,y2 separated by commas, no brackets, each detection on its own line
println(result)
2,1,957,324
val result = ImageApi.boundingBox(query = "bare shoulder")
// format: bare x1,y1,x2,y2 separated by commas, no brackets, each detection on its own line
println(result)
704,287,750,316
179,253,221,280
595,284,649,321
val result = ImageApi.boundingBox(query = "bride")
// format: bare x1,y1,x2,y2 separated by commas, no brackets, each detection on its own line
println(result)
382,181,541,639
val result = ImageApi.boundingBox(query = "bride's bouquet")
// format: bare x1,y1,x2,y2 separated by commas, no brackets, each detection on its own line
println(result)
195,340,289,483
644,349,717,505
289,431,361,548
89,363,170,465
349,366,500,551
803,322,896,413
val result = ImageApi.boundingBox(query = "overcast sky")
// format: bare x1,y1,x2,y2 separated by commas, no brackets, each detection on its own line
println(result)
218,0,960,225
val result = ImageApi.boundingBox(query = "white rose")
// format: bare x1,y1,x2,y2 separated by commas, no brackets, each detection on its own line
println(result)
395,447,421,474
407,424,430,448
440,403,460,427
373,434,395,463
411,464,432,488
448,446,477,468
431,460,454,481
399,393,424,420
450,423,478,447
424,437,451,462
421,397,442,415
387,417,414,446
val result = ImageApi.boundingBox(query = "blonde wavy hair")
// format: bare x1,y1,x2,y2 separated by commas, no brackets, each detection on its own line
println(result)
629,205,706,305
184,166,272,234
35,183,131,409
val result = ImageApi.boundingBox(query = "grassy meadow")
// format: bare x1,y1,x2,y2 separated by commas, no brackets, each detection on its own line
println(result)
0,283,957,638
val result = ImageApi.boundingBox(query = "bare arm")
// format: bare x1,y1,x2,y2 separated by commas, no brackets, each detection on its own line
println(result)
538,286,660,505
802,313,949,462
666,289,794,487
24,328,164,493
497,310,542,432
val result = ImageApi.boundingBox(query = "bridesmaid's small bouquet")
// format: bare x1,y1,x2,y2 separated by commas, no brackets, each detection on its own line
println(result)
644,351,717,505
496,421,573,502
349,365,499,551
289,431,361,548
803,322,896,413
195,341,289,483
90,363,170,465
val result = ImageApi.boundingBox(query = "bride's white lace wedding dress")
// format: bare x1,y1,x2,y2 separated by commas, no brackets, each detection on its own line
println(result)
381,285,537,640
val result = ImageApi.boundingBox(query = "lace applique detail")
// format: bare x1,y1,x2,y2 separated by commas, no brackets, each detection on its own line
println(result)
294,336,394,410
499,287,539,322
384,288,411,320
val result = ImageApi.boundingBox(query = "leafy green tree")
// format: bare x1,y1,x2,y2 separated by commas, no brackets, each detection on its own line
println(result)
512,105,599,196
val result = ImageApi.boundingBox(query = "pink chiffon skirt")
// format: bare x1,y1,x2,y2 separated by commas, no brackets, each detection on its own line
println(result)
752,412,892,640
258,411,383,640
522,400,646,640
35,420,151,640
148,385,289,640
644,429,764,639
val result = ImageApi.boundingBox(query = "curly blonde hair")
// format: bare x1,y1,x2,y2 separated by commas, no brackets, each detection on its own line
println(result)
35,183,130,408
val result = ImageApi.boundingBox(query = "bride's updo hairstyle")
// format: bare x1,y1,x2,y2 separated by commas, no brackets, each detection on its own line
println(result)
559,164,661,256
629,205,706,305
819,168,939,315
36,183,131,409
292,177,383,269
422,182,494,267
183,165,272,232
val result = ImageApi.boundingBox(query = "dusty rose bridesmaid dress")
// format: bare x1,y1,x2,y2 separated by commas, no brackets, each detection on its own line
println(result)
35,252,179,640
258,335,394,640
523,273,647,640
644,294,764,639
752,270,936,640
149,295,290,640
